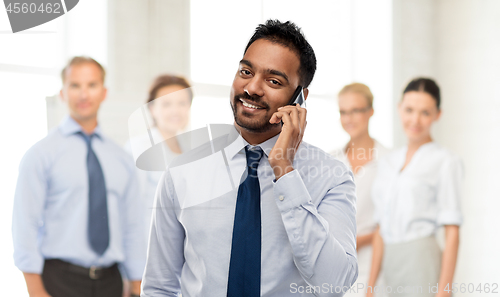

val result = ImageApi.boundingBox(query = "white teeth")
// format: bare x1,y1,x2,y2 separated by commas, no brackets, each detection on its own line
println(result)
240,99,262,109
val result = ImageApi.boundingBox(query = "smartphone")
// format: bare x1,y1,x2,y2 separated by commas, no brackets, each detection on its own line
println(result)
287,85,304,106
280,85,304,126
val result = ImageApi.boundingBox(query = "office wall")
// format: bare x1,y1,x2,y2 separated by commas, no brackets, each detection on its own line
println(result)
435,0,500,286
105,0,191,145
392,0,437,147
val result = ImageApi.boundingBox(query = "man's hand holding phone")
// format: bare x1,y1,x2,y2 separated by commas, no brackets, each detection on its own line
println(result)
268,103,307,180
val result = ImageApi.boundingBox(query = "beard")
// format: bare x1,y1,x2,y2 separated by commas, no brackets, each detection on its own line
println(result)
231,92,280,133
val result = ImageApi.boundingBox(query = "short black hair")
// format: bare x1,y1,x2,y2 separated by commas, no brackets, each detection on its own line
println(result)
403,77,441,109
244,19,317,88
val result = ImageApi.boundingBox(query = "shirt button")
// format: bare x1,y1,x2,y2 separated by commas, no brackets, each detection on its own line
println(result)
279,195,284,201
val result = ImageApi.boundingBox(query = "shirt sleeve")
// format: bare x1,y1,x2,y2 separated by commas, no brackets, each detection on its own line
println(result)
12,146,48,274
436,155,464,226
272,167,358,295
141,171,185,297
122,163,148,280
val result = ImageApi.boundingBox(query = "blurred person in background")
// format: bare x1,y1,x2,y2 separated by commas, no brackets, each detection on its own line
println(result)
12,56,145,297
125,74,193,231
368,78,462,297
330,83,388,297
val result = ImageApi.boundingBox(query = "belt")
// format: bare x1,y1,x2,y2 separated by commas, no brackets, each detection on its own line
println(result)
45,259,119,280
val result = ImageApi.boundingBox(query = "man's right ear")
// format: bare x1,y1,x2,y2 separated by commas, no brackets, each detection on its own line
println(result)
59,89,65,102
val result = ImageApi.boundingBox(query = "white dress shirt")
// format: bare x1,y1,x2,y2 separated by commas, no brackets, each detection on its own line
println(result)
372,141,464,244
330,140,388,296
141,125,358,296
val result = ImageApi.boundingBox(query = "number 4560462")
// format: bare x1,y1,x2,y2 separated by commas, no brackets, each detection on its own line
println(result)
444,283,498,294
6,2,61,14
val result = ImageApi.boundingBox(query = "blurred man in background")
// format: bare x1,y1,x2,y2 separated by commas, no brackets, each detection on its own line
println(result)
12,56,145,297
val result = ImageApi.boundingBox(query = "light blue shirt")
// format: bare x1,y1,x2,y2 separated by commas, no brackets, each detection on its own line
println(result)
12,116,146,280
142,126,358,296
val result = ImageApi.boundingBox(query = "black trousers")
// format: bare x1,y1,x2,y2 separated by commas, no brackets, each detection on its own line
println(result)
42,259,123,297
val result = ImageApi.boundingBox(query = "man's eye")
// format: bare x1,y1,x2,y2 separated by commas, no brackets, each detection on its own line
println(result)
405,108,412,113
269,79,281,85
241,70,251,76
422,111,429,116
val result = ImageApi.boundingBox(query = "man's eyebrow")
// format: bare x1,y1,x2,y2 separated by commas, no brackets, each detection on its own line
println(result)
239,59,289,84
240,59,253,68
266,69,289,83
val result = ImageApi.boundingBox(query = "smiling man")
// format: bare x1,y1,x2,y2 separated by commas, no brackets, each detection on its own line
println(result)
12,57,145,297
142,20,358,297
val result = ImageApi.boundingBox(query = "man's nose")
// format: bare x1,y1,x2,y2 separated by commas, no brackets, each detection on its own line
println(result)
244,76,264,98
80,87,89,99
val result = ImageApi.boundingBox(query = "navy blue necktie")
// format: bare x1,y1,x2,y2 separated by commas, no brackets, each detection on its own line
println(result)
80,132,109,256
227,146,263,297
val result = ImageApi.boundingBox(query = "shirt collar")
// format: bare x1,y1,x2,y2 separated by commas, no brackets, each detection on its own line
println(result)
58,115,103,139
224,124,280,160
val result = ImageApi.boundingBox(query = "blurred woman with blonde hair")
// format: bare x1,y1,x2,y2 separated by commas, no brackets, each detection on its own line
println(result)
331,82,388,297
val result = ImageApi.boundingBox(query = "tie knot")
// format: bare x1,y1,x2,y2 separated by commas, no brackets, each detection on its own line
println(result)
78,131,95,146
245,146,263,170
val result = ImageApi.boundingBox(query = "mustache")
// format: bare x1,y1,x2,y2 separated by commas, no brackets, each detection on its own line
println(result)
235,93,269,109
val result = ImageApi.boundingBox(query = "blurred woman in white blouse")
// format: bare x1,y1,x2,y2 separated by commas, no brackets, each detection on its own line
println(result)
122,74,192,297
331,83,388,297
368,78,463,297
125,75,193,229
